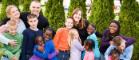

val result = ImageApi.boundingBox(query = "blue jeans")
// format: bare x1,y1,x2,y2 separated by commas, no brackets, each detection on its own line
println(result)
1,56,9,60
57,51,70,60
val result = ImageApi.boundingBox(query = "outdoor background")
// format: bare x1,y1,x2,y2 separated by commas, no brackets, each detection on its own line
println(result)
0,0,139,60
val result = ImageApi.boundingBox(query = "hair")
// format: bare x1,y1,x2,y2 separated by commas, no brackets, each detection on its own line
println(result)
90,24,96,29
109,20,120,35
110,48,120,60
112,36,122,46
84,39,95,51
72,8,86,29
35,36,44,45
31,0,41,5
30,0,41,7
44,27,53,39
27,14,38,21
6,5,17,18
64,17,74,27
68,28,81,46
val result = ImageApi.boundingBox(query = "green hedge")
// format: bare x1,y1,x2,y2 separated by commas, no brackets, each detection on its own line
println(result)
68,0,86,19
44,0,65,31
119,0,139,60
89,0,114,33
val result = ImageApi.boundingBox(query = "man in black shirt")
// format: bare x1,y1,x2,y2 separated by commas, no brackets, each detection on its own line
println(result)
20,0,49,30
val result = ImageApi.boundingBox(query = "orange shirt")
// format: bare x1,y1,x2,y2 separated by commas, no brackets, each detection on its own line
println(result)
53,28,70,51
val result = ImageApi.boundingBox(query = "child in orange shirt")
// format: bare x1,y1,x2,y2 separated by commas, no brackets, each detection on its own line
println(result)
53,17,74,60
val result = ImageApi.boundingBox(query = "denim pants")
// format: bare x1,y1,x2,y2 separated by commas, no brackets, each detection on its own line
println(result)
1,56,9,60
57,51,70,60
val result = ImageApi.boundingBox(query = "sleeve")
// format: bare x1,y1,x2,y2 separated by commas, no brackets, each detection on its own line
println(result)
53,28,61,50
47,41,57,59
20,30,28,59
20,12,29,28
87,34,98,48
0,34,10,45
121,36,135,47
15,49,21,59
42,16,49,28
120,45,133,60
33,45,48,59
104,45,115,60
3,48,14,59
74,40,84,51
101,30,110,46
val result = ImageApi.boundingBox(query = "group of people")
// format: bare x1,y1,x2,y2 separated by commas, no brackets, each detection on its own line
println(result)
0,0,135,60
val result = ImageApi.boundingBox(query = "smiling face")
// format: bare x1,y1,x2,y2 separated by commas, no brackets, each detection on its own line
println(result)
73,10,81,23
6,5,20,19
109,22,119,34
65,18,74,29
36,36,44,46
30,1,41,16
87,25,95,35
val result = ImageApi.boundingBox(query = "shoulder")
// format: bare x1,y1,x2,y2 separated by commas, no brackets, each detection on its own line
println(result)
23,28,30,34
56,28,65,32
21,12,30,16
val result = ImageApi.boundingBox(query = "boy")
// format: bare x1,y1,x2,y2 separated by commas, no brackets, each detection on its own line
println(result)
20,14,43,60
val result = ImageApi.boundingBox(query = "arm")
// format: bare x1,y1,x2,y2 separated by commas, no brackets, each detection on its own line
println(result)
20,31,28,60
74,40,84,51
104,45,115,60
47,41,57,59
33,45,48,59
101,30,111,46
42,16,49,28
120,45,133,60
15,49,21,59
0,34,10,45
87,34,99,49
3,48,14,59
53,28,62,50
121,36,135,47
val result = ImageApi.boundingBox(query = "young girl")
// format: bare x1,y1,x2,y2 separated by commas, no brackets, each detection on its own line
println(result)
68,29,84,60
86,24,100,60
29,36,44,60
82,39,95,60
108,48,120,60
31,28,57,60
53,17,74,60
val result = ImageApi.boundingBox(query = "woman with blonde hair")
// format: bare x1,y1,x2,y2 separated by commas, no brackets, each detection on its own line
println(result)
0,5,26,46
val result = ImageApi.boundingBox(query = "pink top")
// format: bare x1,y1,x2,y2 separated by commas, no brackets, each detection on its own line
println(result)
108,56,112,60
83,51,94,60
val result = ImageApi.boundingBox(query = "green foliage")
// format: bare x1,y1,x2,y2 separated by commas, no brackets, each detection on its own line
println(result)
68,0,86,19
20,0,32,12
44,0,65,31
0,0,19,21
89,0,114,33
119,0,139,60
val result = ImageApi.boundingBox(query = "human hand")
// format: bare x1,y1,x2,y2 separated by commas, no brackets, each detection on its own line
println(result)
110,41,114,45
38,46,44,52
11,56,18,60
9,40,17,47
